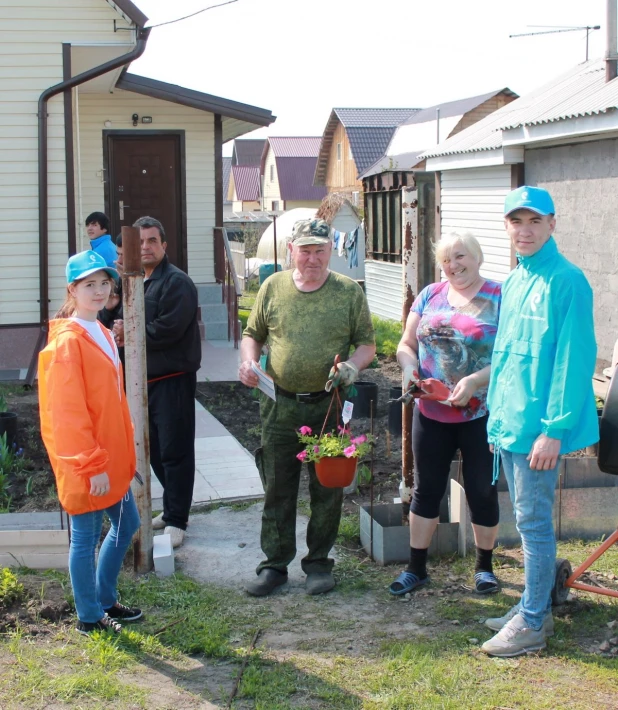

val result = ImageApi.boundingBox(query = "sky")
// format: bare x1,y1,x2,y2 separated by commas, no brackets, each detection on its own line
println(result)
130,0,610,154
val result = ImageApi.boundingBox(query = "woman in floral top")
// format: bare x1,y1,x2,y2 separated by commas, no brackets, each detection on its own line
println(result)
390,232,502,596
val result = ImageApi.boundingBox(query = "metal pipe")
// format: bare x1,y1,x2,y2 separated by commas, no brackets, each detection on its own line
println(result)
607,0,617,81
37,27,151,326
273,213,278,273
122,225,153,574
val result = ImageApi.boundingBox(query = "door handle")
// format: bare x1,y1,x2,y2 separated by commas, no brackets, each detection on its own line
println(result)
119,201,130,220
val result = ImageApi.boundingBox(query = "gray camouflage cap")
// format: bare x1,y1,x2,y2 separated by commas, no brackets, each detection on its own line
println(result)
291,219,331,246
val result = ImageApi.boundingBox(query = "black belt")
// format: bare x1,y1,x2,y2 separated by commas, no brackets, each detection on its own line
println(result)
276,385,330,404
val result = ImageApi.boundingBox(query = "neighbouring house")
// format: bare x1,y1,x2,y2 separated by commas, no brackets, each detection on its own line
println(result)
359,90,518,320
231,138,266,167
420,58,618,364
0,0,275,372
260,137,327,211
222,157,232,209
313,108,418,206
228,165,262,212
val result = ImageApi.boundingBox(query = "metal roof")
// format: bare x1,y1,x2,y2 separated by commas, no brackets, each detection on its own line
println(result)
276,158,327,202
334,108,418,127
231,166,261,202
403,89,516,126
222,157,232,205
232,139,266,166
267,137,322,157
422,60,618,159
346,126,401,176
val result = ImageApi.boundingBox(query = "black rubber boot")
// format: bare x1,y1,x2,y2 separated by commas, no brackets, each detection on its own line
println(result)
245,568,288,597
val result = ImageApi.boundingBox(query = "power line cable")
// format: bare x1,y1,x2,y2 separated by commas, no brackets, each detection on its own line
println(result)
148,0,239,28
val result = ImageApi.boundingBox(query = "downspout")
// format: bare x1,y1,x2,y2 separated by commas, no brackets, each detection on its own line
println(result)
37,26,151,326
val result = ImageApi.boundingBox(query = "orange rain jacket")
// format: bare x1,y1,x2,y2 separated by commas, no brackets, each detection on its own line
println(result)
38,319,136,515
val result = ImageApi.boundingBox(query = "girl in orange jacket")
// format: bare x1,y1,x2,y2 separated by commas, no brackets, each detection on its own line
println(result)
38,250,142,635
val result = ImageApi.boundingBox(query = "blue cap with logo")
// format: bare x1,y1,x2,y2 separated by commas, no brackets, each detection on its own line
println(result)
66,250,119,284
504,186,555,217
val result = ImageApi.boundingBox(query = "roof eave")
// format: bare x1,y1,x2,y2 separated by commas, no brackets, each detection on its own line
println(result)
108,0,148,28
314,110,340,186
116,72,276,127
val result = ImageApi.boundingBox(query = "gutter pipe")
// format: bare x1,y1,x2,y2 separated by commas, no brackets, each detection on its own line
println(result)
26,27,151,387
37,26,151,325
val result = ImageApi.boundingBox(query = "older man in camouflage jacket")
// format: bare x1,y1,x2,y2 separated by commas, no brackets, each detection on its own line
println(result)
239,219,376,597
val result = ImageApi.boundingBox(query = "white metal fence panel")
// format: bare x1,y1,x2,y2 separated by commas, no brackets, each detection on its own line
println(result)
440,166,512,282
229,240,246,292
364,260,402,321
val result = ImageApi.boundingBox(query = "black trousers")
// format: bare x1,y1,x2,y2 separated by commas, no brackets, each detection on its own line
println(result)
148,372,196,530
410,408,499,528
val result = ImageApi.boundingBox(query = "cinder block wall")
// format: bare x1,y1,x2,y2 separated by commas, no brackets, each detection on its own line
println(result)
525,139,618,366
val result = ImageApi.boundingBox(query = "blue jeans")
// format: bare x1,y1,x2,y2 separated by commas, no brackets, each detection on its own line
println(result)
501,450,559,631
69,488,140,623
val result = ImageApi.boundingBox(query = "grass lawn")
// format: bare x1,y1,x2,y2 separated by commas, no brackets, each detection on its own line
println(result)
1,525,617,709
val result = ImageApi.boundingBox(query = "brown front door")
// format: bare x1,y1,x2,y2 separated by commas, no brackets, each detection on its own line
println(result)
106,133,185,270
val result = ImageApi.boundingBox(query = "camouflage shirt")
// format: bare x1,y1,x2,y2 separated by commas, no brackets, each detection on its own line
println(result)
244,271,375,393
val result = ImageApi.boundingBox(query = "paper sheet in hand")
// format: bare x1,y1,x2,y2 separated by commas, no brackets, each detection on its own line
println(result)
251,361,276,401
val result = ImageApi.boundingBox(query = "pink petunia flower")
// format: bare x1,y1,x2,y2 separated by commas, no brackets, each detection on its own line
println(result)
338,425,350,434
313,446,320,453
351,435,367,445
296,450,308,461
343,444,357,457
299,426,312,435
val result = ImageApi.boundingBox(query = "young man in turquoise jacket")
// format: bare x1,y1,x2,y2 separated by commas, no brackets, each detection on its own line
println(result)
481,186,598,658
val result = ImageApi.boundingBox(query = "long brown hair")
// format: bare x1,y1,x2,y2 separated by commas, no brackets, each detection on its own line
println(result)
55,286,76,319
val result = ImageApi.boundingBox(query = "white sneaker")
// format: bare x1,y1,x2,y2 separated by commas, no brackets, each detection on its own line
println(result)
485,602,554,637
152,513,166,530
481,613,547,657
164,525,185,548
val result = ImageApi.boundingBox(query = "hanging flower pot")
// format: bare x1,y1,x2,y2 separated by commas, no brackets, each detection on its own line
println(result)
315,456,358,488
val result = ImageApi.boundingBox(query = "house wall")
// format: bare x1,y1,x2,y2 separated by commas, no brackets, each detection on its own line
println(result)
525,139,618,364
450,92,517,137
325,121,363,193
262,146,282,208
75,92,216,297
0,0,131,326
440,166,513,282
286,200,322,210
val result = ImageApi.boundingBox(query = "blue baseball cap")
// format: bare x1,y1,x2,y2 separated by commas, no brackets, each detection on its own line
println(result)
66,250,119,284
504,186,555,217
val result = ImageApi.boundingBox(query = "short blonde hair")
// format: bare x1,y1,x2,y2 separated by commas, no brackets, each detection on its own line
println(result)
435,231,484,266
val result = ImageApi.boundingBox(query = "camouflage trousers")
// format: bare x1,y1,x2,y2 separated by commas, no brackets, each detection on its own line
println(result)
255,393,343,575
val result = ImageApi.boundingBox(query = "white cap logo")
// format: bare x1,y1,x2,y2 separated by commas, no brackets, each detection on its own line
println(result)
89,254,98,262
521,190,528,200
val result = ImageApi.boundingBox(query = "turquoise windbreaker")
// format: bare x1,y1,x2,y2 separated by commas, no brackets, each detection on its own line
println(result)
487,237,599,461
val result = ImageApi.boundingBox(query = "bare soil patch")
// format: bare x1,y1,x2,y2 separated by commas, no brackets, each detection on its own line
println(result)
0,573,71,635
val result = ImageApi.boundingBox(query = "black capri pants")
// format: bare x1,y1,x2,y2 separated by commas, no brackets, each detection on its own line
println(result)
410,407,499,528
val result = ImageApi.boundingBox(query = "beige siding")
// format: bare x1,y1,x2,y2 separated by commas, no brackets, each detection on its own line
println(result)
0,0,133,325
325,121,362,193
262,146,281,207
76,92,215,285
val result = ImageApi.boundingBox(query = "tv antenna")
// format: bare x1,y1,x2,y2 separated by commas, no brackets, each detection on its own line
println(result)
510,25,601,61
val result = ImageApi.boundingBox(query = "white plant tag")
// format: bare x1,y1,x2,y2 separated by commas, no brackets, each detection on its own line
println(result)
342,400,354,425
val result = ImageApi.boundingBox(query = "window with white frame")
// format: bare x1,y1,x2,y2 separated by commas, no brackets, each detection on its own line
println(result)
270,165,274,182
336,143,342,161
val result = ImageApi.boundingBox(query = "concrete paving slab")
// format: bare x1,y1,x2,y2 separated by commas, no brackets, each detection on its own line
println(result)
151,399,263,508
169,502,336,592
197,340,240,382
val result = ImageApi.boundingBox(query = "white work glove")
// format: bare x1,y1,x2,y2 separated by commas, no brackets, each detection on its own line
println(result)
403,364,419,391
325,361,359,392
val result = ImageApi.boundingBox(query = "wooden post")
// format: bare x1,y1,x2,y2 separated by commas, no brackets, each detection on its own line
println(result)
401,186,418,525
121,226,153,574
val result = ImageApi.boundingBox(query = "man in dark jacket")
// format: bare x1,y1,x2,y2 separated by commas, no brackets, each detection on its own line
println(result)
113,217,201,548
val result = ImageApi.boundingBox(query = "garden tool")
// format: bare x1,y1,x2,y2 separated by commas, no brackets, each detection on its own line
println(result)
325,355,358,393
389,375,452,406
